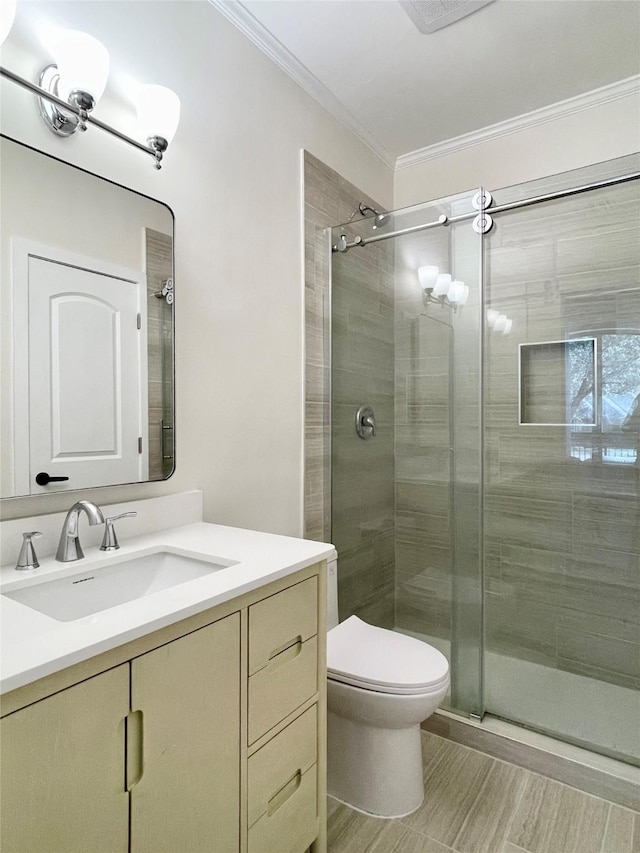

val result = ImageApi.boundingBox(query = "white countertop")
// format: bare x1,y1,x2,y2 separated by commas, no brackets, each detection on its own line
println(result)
0,522,336,695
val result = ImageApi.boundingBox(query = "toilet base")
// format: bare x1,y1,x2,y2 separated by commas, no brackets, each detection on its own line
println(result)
327,711,425,818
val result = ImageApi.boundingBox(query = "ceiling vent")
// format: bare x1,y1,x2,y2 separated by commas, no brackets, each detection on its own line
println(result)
399,0,495,34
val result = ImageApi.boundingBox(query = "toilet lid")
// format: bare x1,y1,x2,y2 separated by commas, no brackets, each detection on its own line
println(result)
327,616,450,695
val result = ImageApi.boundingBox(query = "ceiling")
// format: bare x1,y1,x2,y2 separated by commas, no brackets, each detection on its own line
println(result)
218,0,640,166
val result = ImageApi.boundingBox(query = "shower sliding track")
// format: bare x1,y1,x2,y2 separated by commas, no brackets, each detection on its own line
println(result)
332,170,640,252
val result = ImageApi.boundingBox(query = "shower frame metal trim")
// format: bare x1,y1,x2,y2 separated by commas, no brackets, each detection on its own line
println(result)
332,170,640,252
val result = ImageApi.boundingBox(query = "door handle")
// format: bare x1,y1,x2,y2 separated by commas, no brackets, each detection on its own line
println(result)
35,472,70,485
125,710,144,791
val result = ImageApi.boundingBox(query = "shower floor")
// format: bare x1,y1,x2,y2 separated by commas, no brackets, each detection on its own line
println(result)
397,629,640,765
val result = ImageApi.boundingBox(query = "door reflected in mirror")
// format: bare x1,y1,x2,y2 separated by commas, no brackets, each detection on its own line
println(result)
0,135,175,498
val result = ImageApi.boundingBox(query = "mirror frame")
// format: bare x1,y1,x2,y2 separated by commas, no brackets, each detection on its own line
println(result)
0,133,176,500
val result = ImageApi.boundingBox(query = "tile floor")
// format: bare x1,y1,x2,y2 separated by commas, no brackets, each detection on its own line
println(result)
327,733,640,853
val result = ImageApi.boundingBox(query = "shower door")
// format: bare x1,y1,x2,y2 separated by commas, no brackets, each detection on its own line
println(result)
482,156,640,764
328,153,639,766
330,191,484,718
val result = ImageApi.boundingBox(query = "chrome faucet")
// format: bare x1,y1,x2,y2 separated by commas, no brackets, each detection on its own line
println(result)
15,531,42,571
56,500,105,562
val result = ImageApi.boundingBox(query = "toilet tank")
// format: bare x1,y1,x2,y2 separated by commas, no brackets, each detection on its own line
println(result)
327,559,339,630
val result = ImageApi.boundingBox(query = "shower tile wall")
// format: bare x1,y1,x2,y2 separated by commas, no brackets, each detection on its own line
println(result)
145,228,174,480
483,178,640,694
306,153,639,756
303,152,395,626
332,241,395,626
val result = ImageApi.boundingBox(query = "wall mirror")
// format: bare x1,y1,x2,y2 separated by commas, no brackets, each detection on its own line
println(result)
0,135,175,498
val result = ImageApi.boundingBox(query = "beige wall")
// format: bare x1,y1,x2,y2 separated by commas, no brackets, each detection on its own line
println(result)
394,93,640,208
0,1,392,532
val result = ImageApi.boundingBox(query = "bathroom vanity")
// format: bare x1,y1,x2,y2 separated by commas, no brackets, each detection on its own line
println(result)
0,500,334,853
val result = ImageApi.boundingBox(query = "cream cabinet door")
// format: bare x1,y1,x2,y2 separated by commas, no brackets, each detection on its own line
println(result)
0,664,129,853
130,613,241,853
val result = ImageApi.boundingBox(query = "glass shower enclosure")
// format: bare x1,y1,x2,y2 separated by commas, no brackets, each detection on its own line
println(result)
329,154,640,766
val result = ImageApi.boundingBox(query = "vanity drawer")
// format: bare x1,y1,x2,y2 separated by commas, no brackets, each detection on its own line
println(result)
248,577,318,676
248,720,319,853
248,763,317,853
248,705,317,828
248,636,317,743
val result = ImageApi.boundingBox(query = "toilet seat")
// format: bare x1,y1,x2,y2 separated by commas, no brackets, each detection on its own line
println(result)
327,616,449,696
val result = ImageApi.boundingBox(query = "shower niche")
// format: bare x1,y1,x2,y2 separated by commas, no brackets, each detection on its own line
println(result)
519,338,596,426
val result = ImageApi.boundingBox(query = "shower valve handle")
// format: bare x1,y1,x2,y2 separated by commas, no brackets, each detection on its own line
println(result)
362,415,376,434
355,406,376,440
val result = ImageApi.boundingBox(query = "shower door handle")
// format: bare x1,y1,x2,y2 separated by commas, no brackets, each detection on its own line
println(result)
355,406,376,440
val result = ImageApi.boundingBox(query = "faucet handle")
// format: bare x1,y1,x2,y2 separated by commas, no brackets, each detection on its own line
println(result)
100,512,137,552
16,531,43,571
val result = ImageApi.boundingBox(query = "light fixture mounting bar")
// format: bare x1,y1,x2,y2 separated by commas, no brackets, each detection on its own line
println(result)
0,65,160,166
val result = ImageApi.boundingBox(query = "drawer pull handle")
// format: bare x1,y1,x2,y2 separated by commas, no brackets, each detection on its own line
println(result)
268,636,303,666
267,770,302,816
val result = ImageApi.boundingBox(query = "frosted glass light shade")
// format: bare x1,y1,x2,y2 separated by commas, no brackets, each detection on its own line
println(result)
433,274,451,297
447,280,468,304
493,314,508,332
52,30,110,103
487,309,499,327
502,318,513,335
137,84,181,143
418,265,438,290
0,0,17,46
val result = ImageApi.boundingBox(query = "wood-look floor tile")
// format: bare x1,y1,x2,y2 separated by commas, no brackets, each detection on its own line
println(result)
327,796,342,818
422,732,448,770
601,805,636,853
632,811,640,853
508,774,609,853
501,843,530,853
401,740,495,846
327,803,454,853
390,827,457,853
452,760,529,853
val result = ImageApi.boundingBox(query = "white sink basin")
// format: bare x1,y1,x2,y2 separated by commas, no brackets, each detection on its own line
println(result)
3,551,238,622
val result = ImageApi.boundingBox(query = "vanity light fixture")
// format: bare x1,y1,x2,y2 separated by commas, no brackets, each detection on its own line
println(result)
0,28,180,169
136,84,181,167
433,273,452,298
419,266,468,310
0,0,17,46
39,30,110,135
447,280,469,305
487,309,513,335
417,265,438,291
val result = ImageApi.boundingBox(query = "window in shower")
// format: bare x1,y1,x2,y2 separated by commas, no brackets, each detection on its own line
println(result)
519,334,640,464
571,331,640,465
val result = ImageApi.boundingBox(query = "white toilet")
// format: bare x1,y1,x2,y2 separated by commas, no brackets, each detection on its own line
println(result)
326,559,449,818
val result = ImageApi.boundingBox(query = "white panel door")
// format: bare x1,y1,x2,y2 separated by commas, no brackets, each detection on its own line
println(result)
27,256,143,493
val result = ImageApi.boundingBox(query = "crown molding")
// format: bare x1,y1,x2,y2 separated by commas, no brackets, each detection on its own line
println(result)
396,75,640,170
208,0,396,170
